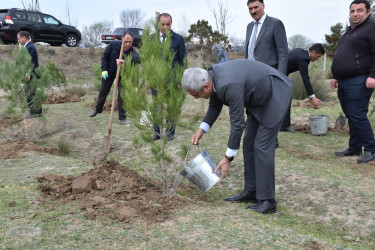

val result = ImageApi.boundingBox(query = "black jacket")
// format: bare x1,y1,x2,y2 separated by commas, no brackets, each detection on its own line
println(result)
332,17,375,80
287,48,314,96
101,40,140,76
26,42,39,70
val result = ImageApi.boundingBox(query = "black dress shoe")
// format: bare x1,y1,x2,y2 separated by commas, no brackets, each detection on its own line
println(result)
246,200,277,214
120,119,127,125
280,127,296,133
152,132,160,141
89,110,100,117
334,147,362,157
224,190,257,202
25,112,43,119
357,151,375,164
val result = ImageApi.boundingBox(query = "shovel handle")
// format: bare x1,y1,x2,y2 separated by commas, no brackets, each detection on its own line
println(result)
107,39,126,136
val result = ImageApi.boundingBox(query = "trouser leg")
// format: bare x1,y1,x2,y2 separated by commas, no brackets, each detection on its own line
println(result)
338,76,375,152
117,78,126,120
95,76,115,112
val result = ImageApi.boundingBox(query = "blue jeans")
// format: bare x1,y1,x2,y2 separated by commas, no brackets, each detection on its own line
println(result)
337,76,375,153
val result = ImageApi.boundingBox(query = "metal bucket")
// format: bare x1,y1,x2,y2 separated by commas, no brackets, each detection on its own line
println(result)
308,115,329,135
180,149,222,192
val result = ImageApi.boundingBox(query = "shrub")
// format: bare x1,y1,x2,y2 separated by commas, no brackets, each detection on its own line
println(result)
289,68,331,101
57,137,74,156
65,86,87,97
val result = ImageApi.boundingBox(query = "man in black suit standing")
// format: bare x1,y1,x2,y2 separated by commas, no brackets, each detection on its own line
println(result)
17,31,42,118
89,32,140,125
280,43,325,133
151,13,186,141
182,59,292,214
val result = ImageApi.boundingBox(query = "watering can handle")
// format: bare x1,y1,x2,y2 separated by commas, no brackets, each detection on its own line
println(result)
311,107,325,115
183,144,200,167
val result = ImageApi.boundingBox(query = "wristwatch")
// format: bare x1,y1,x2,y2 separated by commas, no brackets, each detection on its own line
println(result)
224,155,234,162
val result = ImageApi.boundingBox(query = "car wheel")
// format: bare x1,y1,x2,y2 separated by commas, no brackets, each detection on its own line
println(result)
65,34,78,47
226,45,231,52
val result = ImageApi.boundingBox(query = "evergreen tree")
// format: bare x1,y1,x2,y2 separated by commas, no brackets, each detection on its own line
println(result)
120,26,189,194
187,19,228,67
324,22,345,58
0,47,65,119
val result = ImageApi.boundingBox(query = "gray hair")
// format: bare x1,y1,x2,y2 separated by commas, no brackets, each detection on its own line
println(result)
182,68,211,92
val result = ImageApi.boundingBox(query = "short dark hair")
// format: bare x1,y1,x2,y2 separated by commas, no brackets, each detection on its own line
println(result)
247,0,264,5
350,0,371,11
158,13,172,23
17,31,30,39
122,31,134,38
309,43,325,55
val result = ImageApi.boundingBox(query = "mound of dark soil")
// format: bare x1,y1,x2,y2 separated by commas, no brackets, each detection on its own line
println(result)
0,140,59,159
0,115,23,130
36,160,199,224
89,98,118,112
44,92,81,104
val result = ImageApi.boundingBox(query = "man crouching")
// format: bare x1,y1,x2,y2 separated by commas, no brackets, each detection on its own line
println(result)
181,59,292,214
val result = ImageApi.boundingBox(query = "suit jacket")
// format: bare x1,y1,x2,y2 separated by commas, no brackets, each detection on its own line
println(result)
203,59,292,149
101,40,140,76
287,48,314,96
25,42,39,70
245,15,288,75
169,30,186,67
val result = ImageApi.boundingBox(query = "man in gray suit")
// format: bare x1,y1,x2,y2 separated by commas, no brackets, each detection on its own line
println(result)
245,0,288,75
181,59,292,214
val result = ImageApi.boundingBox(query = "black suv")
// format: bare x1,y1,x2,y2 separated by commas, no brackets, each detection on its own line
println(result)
0,8,81,47
101,27,142,47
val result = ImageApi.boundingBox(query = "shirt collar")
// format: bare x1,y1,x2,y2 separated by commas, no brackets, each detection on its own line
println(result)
256,14,267,24
24,41,30,47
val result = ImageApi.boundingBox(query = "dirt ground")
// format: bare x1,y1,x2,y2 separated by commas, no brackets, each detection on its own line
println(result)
88,98,118,112
44,92,81,104
0,140,59,160
36,160,201,224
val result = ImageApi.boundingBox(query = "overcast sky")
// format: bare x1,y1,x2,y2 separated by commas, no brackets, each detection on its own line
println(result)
4,0,354,44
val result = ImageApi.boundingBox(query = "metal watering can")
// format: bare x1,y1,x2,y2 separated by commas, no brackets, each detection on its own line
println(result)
180,145,222,192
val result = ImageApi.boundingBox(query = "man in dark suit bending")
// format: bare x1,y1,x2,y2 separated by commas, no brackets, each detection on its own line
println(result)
182,59,292,214
89,31,140,125
280,43,325,133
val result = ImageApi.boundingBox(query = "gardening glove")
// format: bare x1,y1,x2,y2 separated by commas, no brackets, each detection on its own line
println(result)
102,71,108,80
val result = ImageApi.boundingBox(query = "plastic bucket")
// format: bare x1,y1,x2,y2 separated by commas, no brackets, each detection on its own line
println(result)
180,149,222,192
308,115,329,135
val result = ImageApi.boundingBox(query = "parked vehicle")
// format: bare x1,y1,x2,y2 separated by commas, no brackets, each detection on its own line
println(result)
101,27,142,48
0,8,81,47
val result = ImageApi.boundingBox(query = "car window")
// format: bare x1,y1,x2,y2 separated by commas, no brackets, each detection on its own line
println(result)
14,11,27,20
28,13,42,23
43,15,59,25
113,28,126,34
138,30,143,36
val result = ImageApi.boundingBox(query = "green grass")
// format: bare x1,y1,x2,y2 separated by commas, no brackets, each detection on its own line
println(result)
1,58,375,248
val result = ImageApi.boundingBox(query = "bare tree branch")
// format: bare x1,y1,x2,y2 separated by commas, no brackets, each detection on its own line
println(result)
207,0,232,36
19,0,40,11
120,9,145,28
